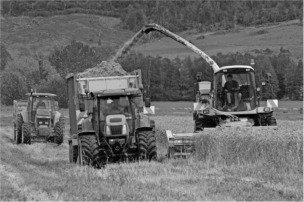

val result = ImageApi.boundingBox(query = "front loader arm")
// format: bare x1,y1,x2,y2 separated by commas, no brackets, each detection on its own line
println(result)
111,23,220,72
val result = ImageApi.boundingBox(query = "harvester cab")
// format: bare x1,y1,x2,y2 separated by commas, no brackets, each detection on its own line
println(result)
67,70,157,168
13,92,64,145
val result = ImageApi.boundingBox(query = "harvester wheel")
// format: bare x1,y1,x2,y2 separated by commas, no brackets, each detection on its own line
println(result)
138,130,157,161
15,114,23,144
78,135,107,168
268,116,277,126
21,123,31,144
69,142,78,163
54,116,65,145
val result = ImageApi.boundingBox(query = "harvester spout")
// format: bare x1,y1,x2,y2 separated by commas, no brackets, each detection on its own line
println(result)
111,23,220,72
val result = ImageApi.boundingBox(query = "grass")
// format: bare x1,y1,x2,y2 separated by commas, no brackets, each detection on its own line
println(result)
1,14,133,58
0,103,303,200
134,20,303,61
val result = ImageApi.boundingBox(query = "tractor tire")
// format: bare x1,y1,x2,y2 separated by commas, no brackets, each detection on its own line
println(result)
21,123,31,144
54,116,65,145
268,116,277,126
69,142,78,163
78,135,107,168
138,130,157,161
15,114,23,144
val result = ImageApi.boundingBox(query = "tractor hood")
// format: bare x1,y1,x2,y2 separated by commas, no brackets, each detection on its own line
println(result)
36,108,51,118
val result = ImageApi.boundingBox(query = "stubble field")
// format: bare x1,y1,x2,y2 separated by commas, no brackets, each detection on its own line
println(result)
0,101,303,200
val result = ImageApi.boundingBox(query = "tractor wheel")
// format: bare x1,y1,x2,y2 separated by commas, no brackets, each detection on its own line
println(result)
54,116,65,145
78,135,107,168
138,130,157,161
69,142,78,163
268,116,277,126
15,114,23,144
21,123,31,144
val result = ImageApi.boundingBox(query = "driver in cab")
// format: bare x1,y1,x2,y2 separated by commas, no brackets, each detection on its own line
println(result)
223,74,241,110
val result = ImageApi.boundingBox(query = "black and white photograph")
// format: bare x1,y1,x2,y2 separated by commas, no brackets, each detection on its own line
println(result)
0,0,303,200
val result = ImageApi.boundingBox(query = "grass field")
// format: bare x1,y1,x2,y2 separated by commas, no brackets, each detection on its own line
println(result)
0,101,303,200
1,14,133,58
135,20,303,61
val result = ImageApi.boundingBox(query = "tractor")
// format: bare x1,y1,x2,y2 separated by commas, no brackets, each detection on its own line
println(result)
13,92,65,145
66,70,157,168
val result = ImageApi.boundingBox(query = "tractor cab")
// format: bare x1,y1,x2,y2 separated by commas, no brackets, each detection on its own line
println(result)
213,66,257,112
26,93,58,127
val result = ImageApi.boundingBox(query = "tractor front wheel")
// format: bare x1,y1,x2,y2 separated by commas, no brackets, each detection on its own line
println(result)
54,116,65,145
138,130,157,161
69,142,78,163
15,114,23,144
78,135,107,168
21,123,31,144
268,116,277,126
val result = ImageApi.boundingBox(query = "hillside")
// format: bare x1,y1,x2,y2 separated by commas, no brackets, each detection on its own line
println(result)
134,20,303,61
0,14,133,58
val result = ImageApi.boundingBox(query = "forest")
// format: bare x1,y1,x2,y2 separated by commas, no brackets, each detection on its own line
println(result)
1,40,302,106
0,0,303,106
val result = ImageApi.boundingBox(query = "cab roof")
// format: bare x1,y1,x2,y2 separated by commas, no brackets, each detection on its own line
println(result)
26,93,57,97
215,65,254,73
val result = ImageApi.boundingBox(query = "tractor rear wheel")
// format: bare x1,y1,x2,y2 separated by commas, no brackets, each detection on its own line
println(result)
22,123,31,144
268,116,277,126
78,135,107,168
15,114,23,144
69,142,78,163
54,116,64,145
138,130,157,161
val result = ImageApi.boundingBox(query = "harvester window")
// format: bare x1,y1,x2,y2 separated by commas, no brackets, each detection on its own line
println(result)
215,71,256,111
33,98,51,110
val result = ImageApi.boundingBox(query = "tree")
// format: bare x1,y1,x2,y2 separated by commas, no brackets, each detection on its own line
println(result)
0,44,12,71
0,70,27,105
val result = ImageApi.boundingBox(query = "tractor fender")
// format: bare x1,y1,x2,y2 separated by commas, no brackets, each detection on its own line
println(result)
139,113,154,128
80,116,94,132
53,111,61,125
20,110,28,123
70,131,97,146
136,127,154,133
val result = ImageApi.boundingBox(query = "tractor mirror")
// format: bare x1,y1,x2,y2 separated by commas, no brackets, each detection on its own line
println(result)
54,101,59,111
79,102,85,112
145,98,151,107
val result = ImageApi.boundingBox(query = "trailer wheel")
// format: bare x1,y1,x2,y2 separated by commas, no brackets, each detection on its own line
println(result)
268,116,277,126
22,123,31,144
138,130,157,161
78,135,107,168
54,116,64,145
69,142,78,163
15,114,23,144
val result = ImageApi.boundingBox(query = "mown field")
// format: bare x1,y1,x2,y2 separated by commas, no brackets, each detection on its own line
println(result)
135,20,303,61
0,102,303,200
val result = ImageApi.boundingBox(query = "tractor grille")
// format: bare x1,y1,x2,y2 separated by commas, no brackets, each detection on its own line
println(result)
110,125,122,135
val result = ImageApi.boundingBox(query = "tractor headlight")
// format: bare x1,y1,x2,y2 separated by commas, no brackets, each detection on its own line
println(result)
174,139,182,144
106,126,111,135
122,125,127,135
264,107,270,112
39,121,43,124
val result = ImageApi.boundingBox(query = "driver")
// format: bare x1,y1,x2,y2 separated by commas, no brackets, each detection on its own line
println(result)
35,98,46,110
223,74,242,110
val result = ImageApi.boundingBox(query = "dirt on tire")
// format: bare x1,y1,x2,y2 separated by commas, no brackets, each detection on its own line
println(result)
21,123,31,144
79,135,107,168
54,116,65,145
15,114,23,144
138,130,157,161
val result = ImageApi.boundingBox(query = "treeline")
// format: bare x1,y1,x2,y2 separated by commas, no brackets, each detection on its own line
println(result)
1,0,302,32
1,41,302,107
